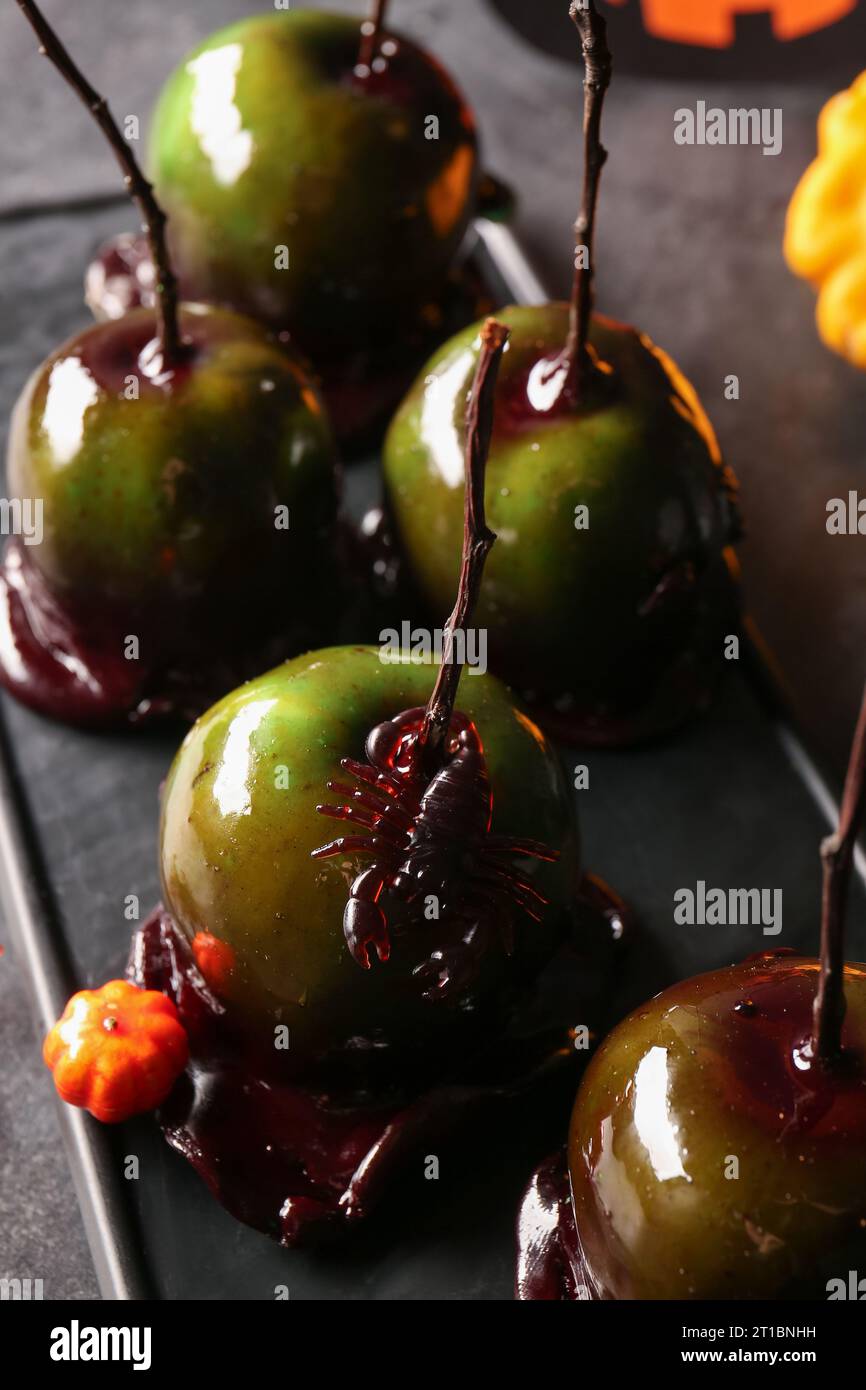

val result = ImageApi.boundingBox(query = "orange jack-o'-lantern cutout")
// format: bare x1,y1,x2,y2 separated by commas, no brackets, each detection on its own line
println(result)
606,0,856,48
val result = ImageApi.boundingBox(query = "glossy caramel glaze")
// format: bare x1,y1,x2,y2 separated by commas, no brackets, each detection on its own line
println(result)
129,870,627,1245
84,234,495,457
158,647,580,1073
568,952,866,1299
515,1150,586,1300
148,12,479,357
383,305,742,746
0,305,345,724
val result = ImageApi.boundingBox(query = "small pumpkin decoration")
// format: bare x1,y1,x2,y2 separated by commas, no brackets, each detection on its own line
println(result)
785,70,866,368
43,979,188,1123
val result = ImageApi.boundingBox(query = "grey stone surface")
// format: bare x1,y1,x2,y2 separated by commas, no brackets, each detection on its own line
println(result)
0,941,100,1300
2,0,866,1301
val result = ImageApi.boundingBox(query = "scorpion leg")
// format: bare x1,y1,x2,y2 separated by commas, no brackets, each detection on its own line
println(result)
344,866,392,968
471,872,545,926
310,834,378,861
340,756,408,800
316,802,380,831
317,800,409,852
477,856,549,904
488,834,560,863
327,782,416,831
341,757,404,797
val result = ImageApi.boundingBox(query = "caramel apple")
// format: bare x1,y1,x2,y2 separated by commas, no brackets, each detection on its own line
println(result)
518,680,866,1300
380,0,741,745
2,1,344,726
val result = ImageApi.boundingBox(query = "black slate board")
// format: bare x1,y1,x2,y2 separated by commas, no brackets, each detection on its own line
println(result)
1,219,865,1301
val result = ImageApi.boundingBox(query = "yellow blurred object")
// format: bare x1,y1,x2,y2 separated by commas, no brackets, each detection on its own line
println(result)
785,71,866,368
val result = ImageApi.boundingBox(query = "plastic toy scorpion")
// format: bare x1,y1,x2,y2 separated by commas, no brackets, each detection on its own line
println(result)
312,704,558,998
312,320,559,1000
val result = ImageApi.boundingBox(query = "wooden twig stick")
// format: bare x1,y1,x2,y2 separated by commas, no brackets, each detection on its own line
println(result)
358,0,390,72
563,0,612,397
421,318,509,761
811,681,866,1061
16,0,183,367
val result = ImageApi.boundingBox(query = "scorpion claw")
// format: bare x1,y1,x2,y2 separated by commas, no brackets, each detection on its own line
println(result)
343,898,391,970
413,946,475,1002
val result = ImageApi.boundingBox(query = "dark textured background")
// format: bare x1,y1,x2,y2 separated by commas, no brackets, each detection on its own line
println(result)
2,0,866,1300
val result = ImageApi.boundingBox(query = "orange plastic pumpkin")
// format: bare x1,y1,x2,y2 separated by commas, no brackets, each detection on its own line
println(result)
43,979,188,1123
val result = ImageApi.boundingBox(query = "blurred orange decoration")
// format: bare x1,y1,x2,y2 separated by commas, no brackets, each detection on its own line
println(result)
785,69,866,367
191,931,236,995
605,0,855,46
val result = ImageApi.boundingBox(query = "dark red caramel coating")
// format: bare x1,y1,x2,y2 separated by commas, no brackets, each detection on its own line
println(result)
515,1150,584,1301
129,882,625,1245
517,952,866,1300
84,233,495,457
0,305,344,725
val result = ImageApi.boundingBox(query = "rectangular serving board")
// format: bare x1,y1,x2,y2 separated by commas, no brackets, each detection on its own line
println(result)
1,218,864,1301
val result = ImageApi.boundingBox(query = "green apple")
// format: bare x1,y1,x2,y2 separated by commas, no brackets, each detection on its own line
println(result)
383,304,742,744
159,645,580,1078
568,953,866,1299
149,10,479,356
